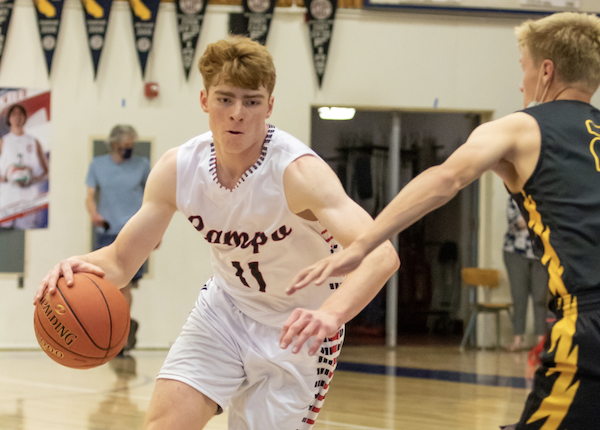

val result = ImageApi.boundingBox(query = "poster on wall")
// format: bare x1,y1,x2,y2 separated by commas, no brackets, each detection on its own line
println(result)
306,0,337,88
175,0,208,80
129,0,161,79
0,0,15,73
82,0,114,79
33,0,65,76
0,88,51,229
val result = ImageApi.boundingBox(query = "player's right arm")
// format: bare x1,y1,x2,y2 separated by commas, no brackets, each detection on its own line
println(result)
34,147,179,304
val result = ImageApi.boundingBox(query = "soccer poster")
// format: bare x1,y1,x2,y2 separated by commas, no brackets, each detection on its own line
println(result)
0,88,51,229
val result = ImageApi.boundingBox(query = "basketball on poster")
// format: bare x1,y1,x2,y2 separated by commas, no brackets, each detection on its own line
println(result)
0,88,51,230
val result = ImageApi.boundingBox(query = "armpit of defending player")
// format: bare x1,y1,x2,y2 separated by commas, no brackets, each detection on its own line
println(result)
290,12,600,430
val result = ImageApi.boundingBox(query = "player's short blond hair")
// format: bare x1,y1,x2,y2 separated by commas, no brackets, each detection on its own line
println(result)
515,12,600,93
198,37,276,95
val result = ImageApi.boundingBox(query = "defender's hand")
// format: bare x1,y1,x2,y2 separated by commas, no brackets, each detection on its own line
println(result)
33,258,105,305
279,308,341,356
286,246,366,295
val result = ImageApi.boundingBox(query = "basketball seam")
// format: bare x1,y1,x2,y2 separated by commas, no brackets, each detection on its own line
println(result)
81,273,116,362
56,279,112,353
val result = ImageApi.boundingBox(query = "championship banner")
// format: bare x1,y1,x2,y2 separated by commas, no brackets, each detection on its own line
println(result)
33,0,65,76
0,0,15,73
175,0,208,80
129,0,161,79
81,0,114,79
306,0,337,88
241,0,277,46
0,88,51,229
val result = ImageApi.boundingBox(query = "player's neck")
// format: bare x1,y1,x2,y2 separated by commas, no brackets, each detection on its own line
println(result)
214,140,265,190
549,85,592,104
10,126,24,136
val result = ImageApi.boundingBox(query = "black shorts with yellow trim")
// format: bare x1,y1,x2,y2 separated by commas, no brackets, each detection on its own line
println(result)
516,292,600,430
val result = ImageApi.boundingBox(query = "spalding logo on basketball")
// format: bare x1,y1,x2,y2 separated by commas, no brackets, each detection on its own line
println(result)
33,273,130,369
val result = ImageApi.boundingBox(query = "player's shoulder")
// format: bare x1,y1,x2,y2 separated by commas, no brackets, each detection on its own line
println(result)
269,127,310,151
179,130,213,150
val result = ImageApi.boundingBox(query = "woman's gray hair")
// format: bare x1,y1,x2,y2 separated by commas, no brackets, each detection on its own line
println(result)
108,125,138,148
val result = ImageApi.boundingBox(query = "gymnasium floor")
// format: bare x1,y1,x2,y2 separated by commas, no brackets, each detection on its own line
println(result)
0,341,534,430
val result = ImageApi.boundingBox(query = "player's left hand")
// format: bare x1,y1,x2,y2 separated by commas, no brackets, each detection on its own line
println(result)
279,308,341,356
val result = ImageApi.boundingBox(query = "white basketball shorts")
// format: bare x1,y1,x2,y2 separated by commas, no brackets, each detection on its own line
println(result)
157,277,345,430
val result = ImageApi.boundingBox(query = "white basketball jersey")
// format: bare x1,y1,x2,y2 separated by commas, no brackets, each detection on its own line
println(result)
176,125,344,327
0,132,43,206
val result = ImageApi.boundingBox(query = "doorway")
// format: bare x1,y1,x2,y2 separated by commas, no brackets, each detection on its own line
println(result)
310,108,485,345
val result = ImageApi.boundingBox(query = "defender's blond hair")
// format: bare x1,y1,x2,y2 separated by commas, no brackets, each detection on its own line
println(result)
515,12,600,92
198,37,276,95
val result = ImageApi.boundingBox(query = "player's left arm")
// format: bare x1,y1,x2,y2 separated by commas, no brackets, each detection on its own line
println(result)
279,154,400,355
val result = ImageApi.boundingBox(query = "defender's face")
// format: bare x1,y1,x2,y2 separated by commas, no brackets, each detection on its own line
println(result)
201,84,274,156
519,46,541,108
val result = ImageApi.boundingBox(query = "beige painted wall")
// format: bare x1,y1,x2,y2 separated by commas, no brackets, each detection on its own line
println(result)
2,0,596,348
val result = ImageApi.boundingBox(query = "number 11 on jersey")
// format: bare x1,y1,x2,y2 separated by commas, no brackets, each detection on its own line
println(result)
232,261,267,292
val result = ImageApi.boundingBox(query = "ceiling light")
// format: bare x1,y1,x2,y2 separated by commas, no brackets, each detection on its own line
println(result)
318,107,356,120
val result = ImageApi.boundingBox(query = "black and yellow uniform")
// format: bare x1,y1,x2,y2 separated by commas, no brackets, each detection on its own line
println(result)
510,100,600,430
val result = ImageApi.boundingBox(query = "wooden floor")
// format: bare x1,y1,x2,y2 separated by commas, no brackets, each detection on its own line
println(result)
0,342,535,430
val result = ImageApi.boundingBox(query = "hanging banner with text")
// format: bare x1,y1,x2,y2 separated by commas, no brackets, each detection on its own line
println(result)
175,0,208,80
34,0,65,76
306,0,337,88
129,0,161,79
242,0,276,46
0,0,14,73
81,0,114,79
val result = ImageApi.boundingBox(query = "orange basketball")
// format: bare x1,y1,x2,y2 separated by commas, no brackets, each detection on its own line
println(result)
33,273,130,369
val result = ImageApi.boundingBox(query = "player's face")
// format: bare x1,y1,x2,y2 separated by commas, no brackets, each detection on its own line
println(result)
201,83,274,156
519,47,542,108
9,108,26,128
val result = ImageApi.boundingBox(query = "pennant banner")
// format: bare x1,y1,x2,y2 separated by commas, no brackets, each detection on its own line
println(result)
82,0,114,79
129,0,161,79
306,0,337,88
0,0,15,73
242,0,276,46
175,0,208,80
34,0,66,76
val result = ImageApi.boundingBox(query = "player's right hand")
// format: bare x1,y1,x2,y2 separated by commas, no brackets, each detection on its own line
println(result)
33,257,105,305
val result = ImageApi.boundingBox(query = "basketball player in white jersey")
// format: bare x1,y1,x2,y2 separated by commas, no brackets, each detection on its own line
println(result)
0,104,49,229
34,37,399,429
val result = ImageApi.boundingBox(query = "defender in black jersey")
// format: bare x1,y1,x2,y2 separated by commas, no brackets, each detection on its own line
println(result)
288,12,600,430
